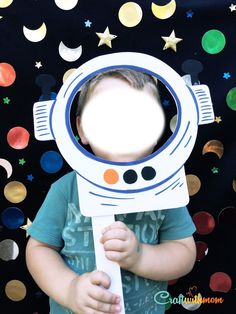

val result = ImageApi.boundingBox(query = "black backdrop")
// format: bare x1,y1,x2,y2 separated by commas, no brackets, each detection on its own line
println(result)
0,1,235,313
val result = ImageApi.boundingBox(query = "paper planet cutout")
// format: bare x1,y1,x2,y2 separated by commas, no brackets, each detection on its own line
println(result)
0,0,13,8
168,279,178,285
5,280,27,301
170,114,177,133
7,126,30,149
182,296,202,310
233,180,236,192
23,22,47,42
202,139,224,159
151,0,176,20
186,174,201,196
201,29,226,54
218,206,236,225
0,239,19,261
54,0,78,10
0,158,13,178
1,207,24,229
195,241,208,261
4,181,27,203
63,68,76,83
58,42,82,62
192,211,215,235
0,62,16,87
118,2,143,27
209,272,232,293
226,87,236,111
40,151,63,173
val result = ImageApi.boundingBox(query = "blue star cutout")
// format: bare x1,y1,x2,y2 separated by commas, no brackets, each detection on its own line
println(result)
27,174,34,181
162,99,170,107
186,10,194,18
223,72,231,79
85,20,92,28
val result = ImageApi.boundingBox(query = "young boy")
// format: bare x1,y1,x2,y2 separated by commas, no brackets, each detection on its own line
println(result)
26,69,196,314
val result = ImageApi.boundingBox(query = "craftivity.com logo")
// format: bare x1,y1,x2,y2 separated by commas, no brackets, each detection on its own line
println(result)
154,286,224,310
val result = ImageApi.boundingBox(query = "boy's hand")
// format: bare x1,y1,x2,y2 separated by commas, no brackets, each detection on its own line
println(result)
100,221,141,271
68,270,121,314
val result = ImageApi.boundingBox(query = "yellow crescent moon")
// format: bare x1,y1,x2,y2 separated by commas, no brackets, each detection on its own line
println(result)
202,140,224,159
0,0,13,8
54,0,78,10
0,158,13,178
151,0,176,20
23,23,47,42
58,42,82,62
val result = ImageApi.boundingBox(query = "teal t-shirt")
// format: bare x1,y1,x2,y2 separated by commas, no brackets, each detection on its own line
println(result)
28,171,196,314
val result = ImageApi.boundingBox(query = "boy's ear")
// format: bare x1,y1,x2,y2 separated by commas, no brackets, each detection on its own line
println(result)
76,116,89,145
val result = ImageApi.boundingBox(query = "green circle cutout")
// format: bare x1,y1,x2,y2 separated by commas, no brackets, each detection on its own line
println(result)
201,29,226,54
226,87,236,111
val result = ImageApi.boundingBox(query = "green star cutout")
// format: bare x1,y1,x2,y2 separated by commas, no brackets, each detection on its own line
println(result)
3,97,11,104
19,158,26,165
211,166,219,174
75,135,80,142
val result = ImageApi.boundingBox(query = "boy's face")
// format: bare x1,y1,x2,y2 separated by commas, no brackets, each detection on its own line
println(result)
76,77,165,162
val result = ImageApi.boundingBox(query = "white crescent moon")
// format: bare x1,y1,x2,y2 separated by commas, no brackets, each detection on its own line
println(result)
23,22,47,42
58,41,82,62
0,158,13,178
54,0,78,10
151,0,176,20
0,0,13,8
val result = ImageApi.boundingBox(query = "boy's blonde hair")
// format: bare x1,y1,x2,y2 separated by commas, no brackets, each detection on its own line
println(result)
76,68,160,116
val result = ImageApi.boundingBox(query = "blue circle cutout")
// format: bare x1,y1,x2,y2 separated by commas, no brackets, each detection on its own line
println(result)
40,151,63,173
1,207,24,229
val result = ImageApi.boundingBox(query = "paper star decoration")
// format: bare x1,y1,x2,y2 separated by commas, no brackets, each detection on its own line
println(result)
223,72,231,79
186,10,194,18
162,30,183,52
20,218,32,237
96,27,117,48
223,72,231,80
162,99,170,107
85,20,92,28
211,167,219,174
3,97,11,104
35,61,42,69
27,174,34,181
229,4,236,11
19,158,26,165
215,116,222,123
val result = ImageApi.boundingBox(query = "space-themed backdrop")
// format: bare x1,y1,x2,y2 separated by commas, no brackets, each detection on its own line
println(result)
0,0,235,313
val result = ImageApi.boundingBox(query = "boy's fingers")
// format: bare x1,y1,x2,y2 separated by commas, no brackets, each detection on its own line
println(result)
89,285,120,305
102,221,127,234
90,271,111,289
103,239,125,252
100,229,127,243
88,297,121,313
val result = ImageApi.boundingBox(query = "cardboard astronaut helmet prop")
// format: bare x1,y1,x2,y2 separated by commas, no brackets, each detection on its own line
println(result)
33,52,215,217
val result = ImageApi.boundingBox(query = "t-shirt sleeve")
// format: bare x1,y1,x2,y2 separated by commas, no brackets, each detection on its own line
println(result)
27,183,67,248
159,206,196,241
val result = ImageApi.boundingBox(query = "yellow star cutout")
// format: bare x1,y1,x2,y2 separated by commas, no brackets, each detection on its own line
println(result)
20,218,32,237
215,116,222,123
229,4,236,11
96,27,117,48
162,30,183,52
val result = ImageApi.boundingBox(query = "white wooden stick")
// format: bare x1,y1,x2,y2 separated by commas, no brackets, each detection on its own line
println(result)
92,215,125,314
